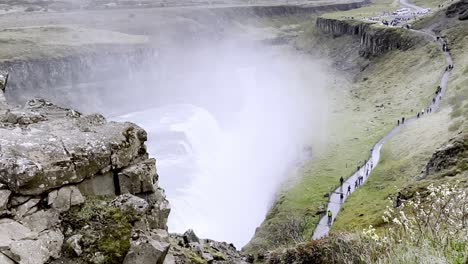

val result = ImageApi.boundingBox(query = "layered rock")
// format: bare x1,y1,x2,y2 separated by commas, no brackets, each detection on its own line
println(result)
0,91,170,264
424,133,468,177
315,17,416,57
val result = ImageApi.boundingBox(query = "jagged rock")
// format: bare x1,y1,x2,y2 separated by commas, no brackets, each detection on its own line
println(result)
3,229,63,264
0,252,15,264
425,133,468,177
19,209,60,233
0,218,37,249
188,242,204,255
118,159,156,194
123,234,169,264
183,229,200,244
144,188,170,230
111,194,149,214
0,100,148,195
13,198,40,219
0,190,11,211
66,234,83,256
49,186,85,212
77,172,115,197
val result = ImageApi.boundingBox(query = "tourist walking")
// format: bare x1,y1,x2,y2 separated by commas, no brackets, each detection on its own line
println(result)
340,176,344,188
347,185,351,195
340,193,344,203
402,117,405,124
327,210,333,225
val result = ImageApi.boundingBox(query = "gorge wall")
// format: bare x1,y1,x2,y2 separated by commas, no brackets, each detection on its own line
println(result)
316,17,416,57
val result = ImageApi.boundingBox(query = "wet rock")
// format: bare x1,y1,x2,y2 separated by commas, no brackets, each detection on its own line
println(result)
66,234,83,256
183,229,200,244
118,159,156,194
111,194,148,214
123,234,169,264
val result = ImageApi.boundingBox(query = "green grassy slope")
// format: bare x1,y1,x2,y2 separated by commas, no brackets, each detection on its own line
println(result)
245,9,446,253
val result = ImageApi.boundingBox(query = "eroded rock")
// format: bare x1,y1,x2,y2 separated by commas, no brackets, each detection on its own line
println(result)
111,194,148,214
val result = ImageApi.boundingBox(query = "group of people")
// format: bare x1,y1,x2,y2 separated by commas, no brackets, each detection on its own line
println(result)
327,160,374,226
325,35,454,229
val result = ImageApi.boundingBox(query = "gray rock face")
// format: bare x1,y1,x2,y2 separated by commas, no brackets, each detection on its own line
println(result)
0,99,148,195
19,209,60,233
77,172,115,197
111,194,149,214
0,218,37,249
123,234,170,264
48,186,85,212
118,159,156,194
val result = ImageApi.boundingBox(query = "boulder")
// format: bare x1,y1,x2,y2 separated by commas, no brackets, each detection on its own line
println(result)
183,229,200,244
19,209,60,233
0,190,11,211
0,219,36,249
123,234,169,264
144,189,170,230
49,186,84,212
7,229,63,264
202,252,214,263
111,194,148,214
118,159,156,194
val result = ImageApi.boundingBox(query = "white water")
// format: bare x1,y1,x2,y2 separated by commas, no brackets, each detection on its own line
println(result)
112,45,330,247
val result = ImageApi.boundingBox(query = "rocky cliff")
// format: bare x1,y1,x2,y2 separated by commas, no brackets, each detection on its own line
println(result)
425,133,468,177
315,17,415,57
0,73,250,263
0,46,156,111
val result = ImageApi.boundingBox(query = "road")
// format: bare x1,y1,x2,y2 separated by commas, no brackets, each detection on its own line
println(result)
312,0,453,239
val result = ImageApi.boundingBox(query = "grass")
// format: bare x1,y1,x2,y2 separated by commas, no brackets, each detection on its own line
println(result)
330,7,468,234
245,15,445,253
332,107,454,232
322,0,398,20
62,196,140,264
0,25,148,61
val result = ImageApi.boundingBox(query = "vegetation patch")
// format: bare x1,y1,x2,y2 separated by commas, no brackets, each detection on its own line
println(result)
62,196,140,264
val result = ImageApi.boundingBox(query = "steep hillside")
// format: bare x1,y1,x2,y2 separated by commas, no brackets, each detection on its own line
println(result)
245,0,466,258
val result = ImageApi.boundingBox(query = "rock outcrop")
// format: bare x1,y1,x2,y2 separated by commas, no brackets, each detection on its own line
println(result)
315,17,415,57
446,0,468,20
168,230,250,264
425,133,468,177
0,87,170,264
